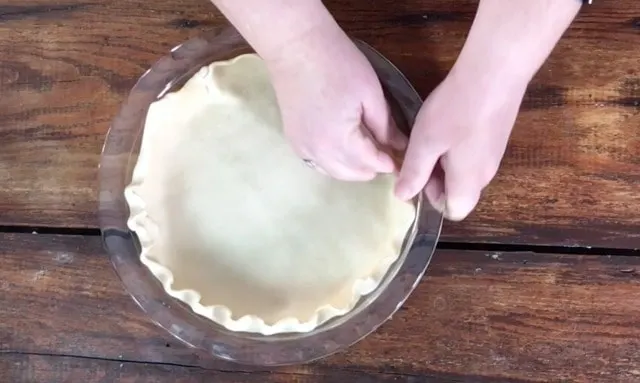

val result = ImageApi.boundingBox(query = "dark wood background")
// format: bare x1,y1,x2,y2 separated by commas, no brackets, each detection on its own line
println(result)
1,0,639,381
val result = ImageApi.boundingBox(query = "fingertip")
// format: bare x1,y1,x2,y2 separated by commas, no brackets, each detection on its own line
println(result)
444,194,480,221
394,150,439,202
424,170,445,214
394,170,422,201
342,168,378,182
363,172,378,182
353,129,396,174
350,169,378,182
394,176,420,201
431,196,446,214
376,150,396,173
441,155,483,221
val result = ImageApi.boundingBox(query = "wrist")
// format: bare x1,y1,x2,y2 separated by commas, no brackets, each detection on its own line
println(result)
258,4,345,66
213,0,339,62
450,49,533,95
450,0,581,92
449,49,532,100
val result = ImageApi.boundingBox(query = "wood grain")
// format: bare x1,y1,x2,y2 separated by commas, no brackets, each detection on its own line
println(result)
3,233,640,382
0,0,639,247
0,355,417,383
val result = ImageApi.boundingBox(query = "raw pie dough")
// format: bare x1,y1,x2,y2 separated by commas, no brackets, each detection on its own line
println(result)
125,54,416,335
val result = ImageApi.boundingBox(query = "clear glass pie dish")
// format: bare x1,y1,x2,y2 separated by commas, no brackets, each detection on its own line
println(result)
99,26,443,367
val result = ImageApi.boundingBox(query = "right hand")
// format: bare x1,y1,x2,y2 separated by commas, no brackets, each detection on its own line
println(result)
262,21,408,181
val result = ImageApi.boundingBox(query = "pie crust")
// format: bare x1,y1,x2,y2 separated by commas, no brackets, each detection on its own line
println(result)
125,54,416,335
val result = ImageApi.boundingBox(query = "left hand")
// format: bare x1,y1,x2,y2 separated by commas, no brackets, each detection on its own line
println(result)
394,66,528,221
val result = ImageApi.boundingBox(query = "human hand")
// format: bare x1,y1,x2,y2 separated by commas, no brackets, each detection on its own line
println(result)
394,67,528,221
262,21,408,181
390,0,581,221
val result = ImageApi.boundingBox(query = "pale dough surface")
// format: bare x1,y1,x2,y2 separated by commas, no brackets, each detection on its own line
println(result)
125,54,416,335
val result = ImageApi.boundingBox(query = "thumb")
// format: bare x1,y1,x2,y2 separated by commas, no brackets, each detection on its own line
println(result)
362,91,409,152
349,126,396,174
424,161,446,213
394,134,446,201
440,155,482,221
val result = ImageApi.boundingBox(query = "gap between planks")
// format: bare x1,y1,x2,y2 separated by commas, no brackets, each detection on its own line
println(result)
0,225,638,257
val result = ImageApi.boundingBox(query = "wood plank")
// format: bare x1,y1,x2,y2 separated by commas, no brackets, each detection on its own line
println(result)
0,1,638,245
3,233,640,382
0,354,417,383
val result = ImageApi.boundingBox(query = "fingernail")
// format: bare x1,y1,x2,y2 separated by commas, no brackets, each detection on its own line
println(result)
444,196,477,221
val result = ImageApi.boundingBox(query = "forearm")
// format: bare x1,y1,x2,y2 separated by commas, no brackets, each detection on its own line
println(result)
452,0,582,86
211,0,339,60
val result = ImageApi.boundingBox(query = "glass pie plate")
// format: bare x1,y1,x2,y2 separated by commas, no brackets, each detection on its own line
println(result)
99,26,443,367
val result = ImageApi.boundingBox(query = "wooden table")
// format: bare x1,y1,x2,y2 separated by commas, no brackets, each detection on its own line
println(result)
1,0,639,381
